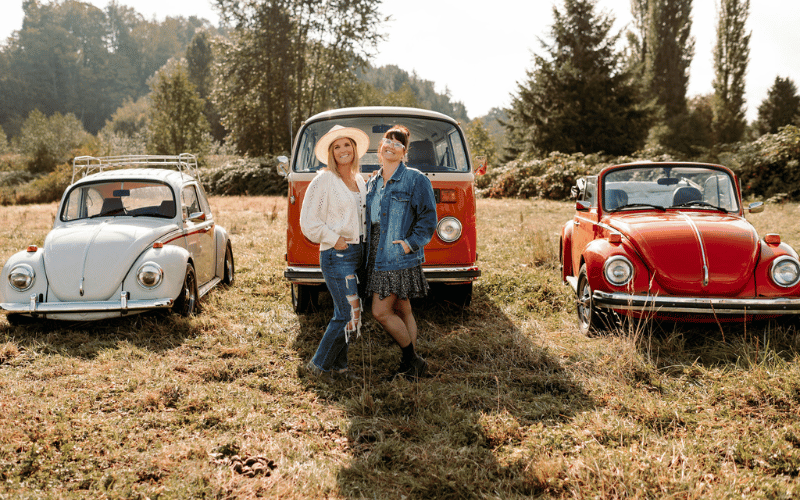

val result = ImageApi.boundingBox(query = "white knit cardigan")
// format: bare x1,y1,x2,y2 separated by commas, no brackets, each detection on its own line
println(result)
299,169,367,251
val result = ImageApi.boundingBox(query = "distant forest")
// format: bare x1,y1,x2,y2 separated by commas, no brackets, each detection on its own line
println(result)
0,0,472,145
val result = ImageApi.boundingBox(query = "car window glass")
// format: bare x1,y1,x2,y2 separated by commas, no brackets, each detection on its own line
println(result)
61,181,175,221
182,185,201,219
196,183,212,215
294,116,470,173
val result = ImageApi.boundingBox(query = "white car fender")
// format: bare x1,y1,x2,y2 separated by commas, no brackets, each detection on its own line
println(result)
123,244,191,301
0,248,48,303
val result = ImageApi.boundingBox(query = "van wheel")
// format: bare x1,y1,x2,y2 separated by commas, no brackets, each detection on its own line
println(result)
577,265,605,335
292,284,318,314
174,264,199,317
446,283,473,308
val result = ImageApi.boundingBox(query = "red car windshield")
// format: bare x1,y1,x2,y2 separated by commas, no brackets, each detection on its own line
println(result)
602,165,739,213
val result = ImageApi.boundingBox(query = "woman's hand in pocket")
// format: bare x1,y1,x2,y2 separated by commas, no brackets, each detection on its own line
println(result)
392,240,411,254
334,237,349,250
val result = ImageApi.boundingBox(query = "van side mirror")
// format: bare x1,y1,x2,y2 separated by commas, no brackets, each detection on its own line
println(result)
747,201,764,214
276,155,289,177
474,155,488,175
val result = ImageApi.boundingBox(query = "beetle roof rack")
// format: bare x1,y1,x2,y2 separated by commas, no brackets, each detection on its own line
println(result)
71,154,199,183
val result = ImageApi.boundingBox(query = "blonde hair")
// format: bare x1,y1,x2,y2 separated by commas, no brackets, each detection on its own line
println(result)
326,137,361,178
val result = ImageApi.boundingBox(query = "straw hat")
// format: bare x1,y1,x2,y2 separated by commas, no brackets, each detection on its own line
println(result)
314,125,370,165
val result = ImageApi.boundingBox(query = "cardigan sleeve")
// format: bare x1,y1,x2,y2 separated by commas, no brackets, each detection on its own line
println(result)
299,173,340,248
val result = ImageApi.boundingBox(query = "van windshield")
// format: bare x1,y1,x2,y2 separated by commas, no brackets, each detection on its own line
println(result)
294,116,470,173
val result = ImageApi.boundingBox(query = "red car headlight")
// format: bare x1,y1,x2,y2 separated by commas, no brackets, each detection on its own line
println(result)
771,256,800,288
604,256,633,286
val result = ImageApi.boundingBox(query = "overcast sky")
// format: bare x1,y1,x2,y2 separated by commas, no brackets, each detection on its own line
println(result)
2,0,798,122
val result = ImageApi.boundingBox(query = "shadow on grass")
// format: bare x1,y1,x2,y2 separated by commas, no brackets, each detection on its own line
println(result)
291,285,592,499
0,311,202,359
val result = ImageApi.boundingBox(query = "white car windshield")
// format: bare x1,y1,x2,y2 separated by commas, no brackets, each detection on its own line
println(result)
295,116,470,173
61,180,176,221
602,165,740,213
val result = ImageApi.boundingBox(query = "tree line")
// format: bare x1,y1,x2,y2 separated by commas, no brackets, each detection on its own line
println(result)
0,0,469,167
503,0,800,162
2,0,799,180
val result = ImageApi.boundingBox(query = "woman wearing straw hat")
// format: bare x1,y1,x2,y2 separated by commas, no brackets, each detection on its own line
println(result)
364,124,437,380
299,124,369,380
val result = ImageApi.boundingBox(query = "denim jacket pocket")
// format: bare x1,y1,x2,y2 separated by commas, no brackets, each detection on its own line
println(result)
389,192,410,220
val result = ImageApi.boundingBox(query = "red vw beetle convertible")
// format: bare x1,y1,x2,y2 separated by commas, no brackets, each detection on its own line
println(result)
560,162,800,334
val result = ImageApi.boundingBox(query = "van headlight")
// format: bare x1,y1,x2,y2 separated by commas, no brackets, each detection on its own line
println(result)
8,264,35,291
771,256,800,287
137,262,163,289
604,256,633,286
437,217,462,243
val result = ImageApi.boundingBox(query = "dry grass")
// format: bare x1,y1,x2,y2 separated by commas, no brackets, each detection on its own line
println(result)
0,196,799,498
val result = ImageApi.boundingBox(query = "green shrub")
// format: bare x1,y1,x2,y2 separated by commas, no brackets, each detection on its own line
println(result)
201,156,287,196
483,152,611,199
726,125,800,200
11,163,72,205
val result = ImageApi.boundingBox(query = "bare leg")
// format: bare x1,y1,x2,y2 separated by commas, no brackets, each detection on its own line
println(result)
372,293,414,347
393,296,417,347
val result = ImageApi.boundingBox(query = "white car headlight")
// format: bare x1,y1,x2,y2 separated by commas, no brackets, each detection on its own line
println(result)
8,264,35,291
437,217,462,243
137,262,164,289
771,256,800,288
604,256,633,286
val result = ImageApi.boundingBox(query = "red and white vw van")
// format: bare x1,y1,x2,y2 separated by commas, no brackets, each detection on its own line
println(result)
278,107,482,312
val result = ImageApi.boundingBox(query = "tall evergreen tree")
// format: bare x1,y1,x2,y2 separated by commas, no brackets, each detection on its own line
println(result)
755,76,800,136
505,0,651,157
712,0,750,144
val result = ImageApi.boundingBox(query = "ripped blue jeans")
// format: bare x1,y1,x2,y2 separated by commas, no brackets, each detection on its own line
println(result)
310,243,363,372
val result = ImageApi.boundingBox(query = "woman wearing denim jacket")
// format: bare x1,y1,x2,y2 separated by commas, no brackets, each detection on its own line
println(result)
364,125,437,380
299,125,369,381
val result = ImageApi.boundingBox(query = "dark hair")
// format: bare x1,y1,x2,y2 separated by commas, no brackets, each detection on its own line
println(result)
384,125,410,150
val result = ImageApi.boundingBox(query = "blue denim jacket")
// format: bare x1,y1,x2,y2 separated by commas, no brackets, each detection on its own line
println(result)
365,162,437,272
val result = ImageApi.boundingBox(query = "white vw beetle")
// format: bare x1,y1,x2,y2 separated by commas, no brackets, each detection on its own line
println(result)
0,154,234,323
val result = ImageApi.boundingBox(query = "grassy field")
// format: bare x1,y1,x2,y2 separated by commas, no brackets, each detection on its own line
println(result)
1,196,799,499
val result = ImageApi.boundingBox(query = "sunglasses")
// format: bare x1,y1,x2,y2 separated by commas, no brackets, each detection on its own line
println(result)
380,138,406,150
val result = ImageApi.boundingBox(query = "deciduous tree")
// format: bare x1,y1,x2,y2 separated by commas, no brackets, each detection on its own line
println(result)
146,61,209,155
213,0,382,155
465,119,497,166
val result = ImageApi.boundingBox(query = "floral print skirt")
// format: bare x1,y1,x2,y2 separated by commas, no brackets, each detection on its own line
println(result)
365,224,429,300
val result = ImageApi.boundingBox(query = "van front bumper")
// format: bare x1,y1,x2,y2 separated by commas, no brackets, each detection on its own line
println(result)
285,266,481,284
